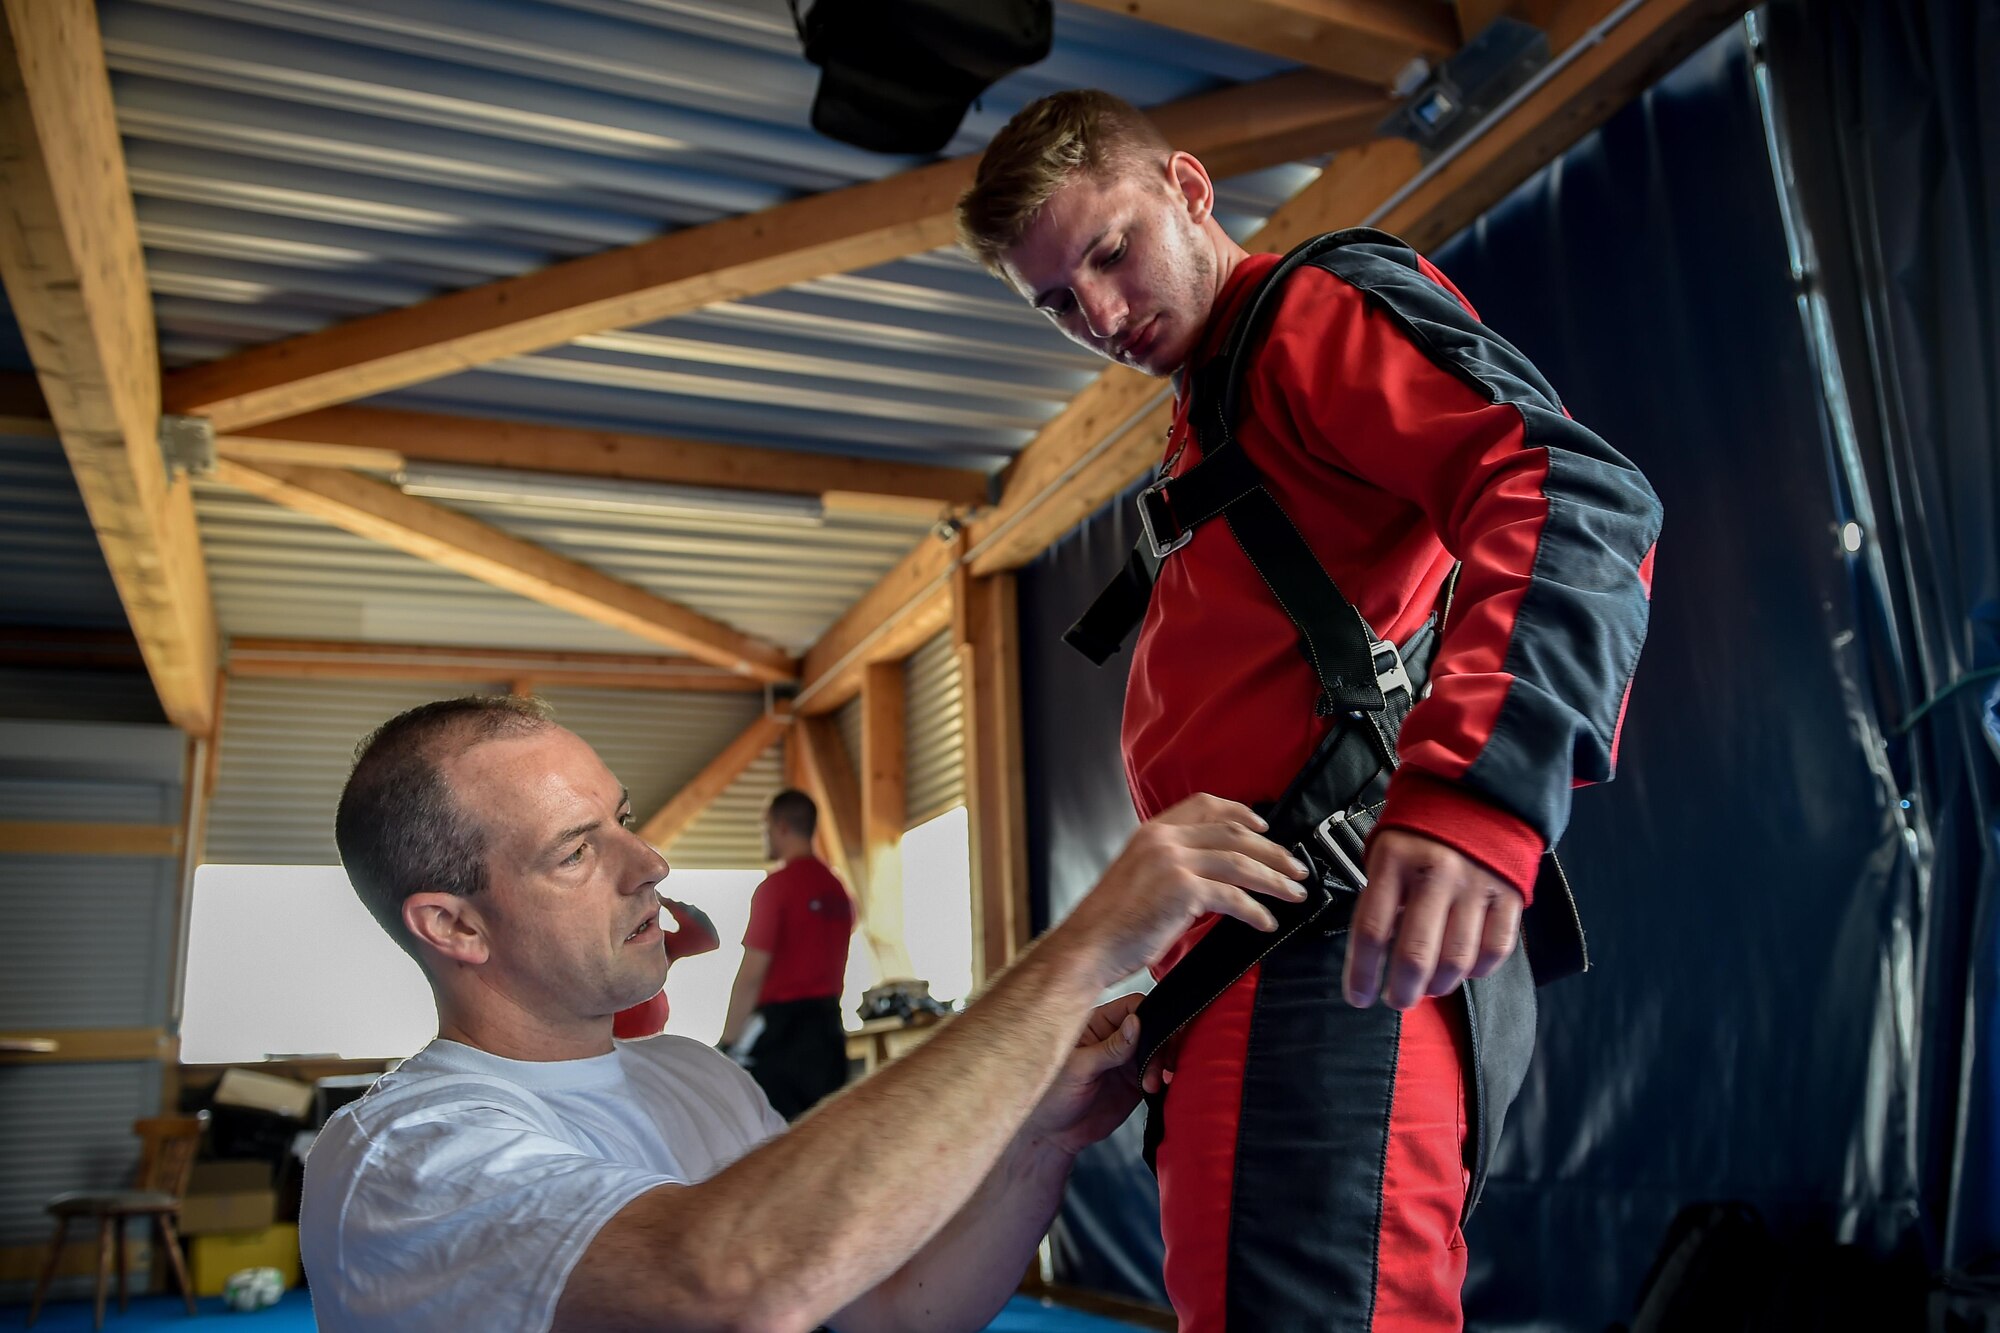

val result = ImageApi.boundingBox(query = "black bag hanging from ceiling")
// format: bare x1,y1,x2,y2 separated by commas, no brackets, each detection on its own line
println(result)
792,0,1053,155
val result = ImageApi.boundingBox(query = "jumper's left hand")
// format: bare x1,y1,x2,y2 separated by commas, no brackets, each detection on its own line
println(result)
1342,830,1522,1010
1024,993,1145,1157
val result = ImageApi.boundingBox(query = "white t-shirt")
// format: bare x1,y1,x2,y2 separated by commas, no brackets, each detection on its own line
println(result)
301,1035,786,1333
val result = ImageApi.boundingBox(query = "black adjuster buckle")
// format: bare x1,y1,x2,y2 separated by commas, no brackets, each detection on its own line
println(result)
1136,477,1191,560
1310,810,1368,890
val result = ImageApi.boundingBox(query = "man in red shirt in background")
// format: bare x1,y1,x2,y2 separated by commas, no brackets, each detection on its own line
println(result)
721,788,856,1120
610,897,720,1039
959,92,1660,1330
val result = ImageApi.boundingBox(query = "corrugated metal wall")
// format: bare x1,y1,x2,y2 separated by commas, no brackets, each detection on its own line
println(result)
665,740,782,871
0,854,178,1030
207,678,477,865
0,722,183,1292
835,694,863,799
823,635,963,832
0,1063,163,1278
905,631,965,827
207,677,767,865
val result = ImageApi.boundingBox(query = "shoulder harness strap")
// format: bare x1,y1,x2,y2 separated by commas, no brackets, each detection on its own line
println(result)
1063,228,1434,746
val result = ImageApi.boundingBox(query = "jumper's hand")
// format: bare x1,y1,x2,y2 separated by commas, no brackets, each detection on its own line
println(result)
1342,829,1522,1009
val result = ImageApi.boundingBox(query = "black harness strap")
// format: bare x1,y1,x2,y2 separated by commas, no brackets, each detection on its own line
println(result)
1129,613,1438,1092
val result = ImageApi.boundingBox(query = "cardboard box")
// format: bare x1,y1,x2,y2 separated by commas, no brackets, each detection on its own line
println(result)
179,1188,278,1236
190,1224,300,1297
213,1068,313,1120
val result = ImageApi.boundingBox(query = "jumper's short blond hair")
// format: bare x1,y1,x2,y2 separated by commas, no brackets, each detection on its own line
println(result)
957,90,1173,275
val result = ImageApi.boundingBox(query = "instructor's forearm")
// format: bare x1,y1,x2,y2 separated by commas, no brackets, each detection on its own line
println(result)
849,1133,1074,1332
572,930,1107,1332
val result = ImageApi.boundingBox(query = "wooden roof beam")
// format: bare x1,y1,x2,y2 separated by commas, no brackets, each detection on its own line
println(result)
224,638,765,693
1068,0,1460,88
0,0,218,733
795,532,958,716
640,708,790,850
210,458,796,684
216,405,990,510
791,714,868,901
160,70,1395,434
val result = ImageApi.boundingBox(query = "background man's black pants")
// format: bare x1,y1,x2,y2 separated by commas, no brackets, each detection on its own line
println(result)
747,996,847,1121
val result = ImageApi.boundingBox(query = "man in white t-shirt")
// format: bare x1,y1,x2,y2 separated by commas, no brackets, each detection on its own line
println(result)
302,695,1307,1332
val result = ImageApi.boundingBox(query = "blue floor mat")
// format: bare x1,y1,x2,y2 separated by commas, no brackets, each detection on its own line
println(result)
8,1290,315,1330
7,1290,1146,1330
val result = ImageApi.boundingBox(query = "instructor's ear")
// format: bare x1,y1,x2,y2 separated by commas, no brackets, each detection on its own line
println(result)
404,893,491,967
1166,151,1215,225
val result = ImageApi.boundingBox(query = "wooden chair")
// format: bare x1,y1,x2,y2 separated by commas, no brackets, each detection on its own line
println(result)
26,1114,206,1330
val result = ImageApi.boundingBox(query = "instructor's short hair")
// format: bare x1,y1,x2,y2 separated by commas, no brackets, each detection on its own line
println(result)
766,788,819,840
957,89,1173,275
335,695,555,962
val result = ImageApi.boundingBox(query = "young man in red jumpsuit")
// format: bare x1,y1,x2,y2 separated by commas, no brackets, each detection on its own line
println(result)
960,92,1661,1330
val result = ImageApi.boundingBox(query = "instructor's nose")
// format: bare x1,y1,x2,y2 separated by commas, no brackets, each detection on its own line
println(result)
616,824,669,892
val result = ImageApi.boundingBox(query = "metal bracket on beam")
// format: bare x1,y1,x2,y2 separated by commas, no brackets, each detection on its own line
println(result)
159,415,217,480
1380,17,1550,161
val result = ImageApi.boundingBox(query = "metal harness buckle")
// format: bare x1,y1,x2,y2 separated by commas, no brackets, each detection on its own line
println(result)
1369,637,1412,701
1136,477,1192,560
1311,810,1367,890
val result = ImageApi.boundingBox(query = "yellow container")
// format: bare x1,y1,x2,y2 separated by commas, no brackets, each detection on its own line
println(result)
189,1223,301,1297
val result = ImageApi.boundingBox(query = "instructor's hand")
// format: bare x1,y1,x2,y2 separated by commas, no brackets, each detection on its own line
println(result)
1062,794,1308,987
1025,993,1146,1157
1342,829,1522,1010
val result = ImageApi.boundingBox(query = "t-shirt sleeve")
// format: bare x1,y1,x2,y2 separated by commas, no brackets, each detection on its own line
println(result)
742,873,781,952
302,1093,678,1333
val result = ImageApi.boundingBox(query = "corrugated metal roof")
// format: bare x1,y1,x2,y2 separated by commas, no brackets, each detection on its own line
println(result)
665,738,782,870
0,304,25,373
110,0,1318,469
193,475,937,654
0,668,168,726
8,0,1330,829
0,433,131,631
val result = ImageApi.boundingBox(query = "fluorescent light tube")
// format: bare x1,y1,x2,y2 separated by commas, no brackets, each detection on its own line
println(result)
395,463,825,526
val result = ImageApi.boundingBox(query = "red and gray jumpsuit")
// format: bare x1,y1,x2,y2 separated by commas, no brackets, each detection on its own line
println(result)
1123,242,1660,1330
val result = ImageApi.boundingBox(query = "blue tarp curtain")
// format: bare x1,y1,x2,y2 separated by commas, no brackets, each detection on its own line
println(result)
1762,0,1999,1274
1016,10,1997,1326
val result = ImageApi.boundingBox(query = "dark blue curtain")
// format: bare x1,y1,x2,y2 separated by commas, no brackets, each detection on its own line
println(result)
1763,0,2000,1275
1433,23,1918,1326
1019,482,1161,1301
1019,15,1993,1325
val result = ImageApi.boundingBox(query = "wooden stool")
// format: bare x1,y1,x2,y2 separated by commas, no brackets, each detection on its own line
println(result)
25,1114,205,1329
